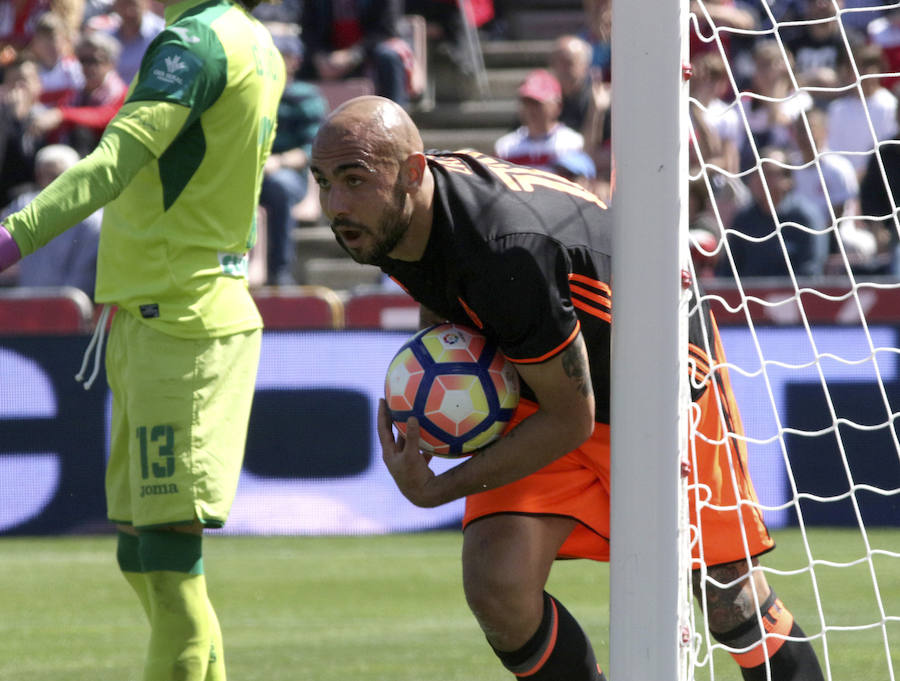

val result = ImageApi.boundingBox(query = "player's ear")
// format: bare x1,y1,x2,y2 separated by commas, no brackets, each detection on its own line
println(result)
403,152,427,190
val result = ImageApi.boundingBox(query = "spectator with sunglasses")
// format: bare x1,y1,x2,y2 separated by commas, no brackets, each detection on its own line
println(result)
30,29,127,156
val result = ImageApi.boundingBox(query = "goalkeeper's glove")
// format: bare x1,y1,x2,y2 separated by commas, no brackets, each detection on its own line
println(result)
0,225,20,272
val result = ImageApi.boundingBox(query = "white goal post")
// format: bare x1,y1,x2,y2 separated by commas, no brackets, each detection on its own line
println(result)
611,1,900,680
610,0,690,679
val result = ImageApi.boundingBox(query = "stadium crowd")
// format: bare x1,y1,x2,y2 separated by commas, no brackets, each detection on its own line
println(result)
689,0,900,281
0,0,898,294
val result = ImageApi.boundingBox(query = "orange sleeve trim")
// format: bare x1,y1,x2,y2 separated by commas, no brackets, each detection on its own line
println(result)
688,344,711,375
689,343,710,362
572,297,611,322
569,282,611,308
457,296,484,329
690,357,711,373
389,276,411,295
568,273,611,297
509,320,581,364
516,598,559,677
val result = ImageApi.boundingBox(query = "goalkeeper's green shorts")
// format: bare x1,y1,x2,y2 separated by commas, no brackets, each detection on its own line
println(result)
105,309,261,529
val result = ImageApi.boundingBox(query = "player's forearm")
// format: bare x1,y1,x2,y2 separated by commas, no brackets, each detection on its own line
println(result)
426,339,596,505
426,406,592,506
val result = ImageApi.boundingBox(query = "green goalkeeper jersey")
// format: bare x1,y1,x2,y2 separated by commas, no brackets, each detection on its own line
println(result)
4,0,285,339
97,0,285,338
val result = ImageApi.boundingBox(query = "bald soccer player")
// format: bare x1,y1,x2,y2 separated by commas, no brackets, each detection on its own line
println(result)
308,96,824,681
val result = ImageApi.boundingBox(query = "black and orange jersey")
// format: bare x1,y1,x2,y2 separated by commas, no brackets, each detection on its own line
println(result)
688,290,738,408
688,296,721,403
380,150,615,422
688,294,751,465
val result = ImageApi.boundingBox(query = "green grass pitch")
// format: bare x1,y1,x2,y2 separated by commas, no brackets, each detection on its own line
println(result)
0,528,897,680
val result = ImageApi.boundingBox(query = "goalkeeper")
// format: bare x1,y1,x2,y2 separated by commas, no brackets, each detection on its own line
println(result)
310,95,825,681
0,0,284,678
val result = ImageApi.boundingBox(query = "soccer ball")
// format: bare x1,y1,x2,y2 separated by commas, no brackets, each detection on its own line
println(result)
384,323,520,457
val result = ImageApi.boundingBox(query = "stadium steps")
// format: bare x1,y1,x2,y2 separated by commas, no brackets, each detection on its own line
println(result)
421,125,512,155
506,9,584,40
292,225,344,260
414,40,558,152
480,39,557,69
290,2,585,293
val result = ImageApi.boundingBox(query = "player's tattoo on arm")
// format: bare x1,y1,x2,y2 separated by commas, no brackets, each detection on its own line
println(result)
561,342,591,397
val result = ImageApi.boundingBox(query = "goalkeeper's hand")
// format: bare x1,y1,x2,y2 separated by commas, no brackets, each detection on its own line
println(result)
378,399,441,508
0,225,21,272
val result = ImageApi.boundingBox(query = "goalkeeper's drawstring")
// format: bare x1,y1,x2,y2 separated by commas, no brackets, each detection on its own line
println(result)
75,304,111,391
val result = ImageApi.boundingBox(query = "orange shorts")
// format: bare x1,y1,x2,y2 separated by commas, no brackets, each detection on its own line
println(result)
462,397,774,566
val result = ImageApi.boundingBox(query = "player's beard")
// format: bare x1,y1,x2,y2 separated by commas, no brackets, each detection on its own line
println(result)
337,177,410,266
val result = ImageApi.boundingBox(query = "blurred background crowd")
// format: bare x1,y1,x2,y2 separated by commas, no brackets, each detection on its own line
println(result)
0,0,898,294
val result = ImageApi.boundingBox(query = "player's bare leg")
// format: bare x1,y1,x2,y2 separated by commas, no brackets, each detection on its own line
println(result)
462,513,606,680
694,559,824,681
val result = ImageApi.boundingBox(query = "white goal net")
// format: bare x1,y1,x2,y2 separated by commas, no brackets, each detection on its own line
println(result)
685,1,900,679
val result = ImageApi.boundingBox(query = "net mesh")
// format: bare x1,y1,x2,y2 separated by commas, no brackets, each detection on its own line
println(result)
685,1,900,678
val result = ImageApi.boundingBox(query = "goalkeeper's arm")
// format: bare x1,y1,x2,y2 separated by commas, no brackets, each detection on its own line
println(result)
0,100,192,271
0,128,153,269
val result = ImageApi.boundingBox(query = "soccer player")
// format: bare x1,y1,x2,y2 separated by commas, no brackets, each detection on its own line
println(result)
310,95,825,681
0,0,285,678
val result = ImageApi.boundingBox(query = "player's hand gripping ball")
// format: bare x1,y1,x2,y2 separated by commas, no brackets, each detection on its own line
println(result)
384,323,520,457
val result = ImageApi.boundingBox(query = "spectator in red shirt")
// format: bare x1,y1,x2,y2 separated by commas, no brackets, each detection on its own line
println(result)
30,30,126,156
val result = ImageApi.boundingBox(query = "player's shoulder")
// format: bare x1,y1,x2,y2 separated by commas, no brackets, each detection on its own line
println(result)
139,1,253,89
429,149,608,217
147,14,219,66
155,0,254,51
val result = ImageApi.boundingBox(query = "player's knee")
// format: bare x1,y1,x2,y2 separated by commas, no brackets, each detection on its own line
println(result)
463,566,537,635
463,569,503,621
